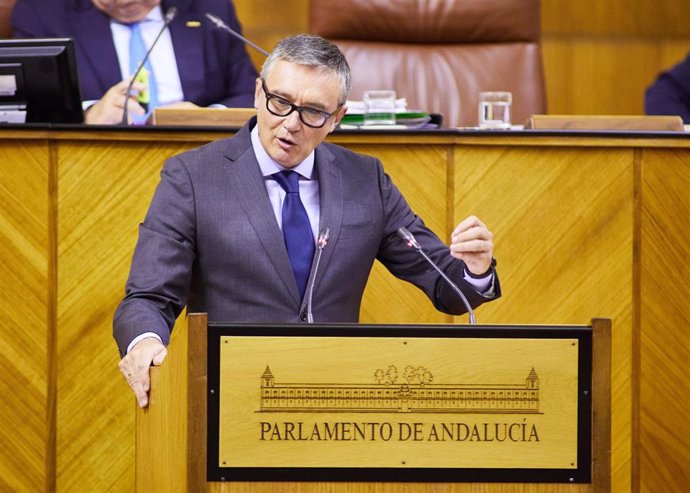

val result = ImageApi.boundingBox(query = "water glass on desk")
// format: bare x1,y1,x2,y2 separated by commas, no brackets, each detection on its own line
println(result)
478,91,512,129
363,90,396,126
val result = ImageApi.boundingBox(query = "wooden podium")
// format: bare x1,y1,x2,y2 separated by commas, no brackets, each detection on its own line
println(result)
136,314,611,492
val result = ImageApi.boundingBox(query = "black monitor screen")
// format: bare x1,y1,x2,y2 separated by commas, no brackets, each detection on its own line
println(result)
0,38,83,124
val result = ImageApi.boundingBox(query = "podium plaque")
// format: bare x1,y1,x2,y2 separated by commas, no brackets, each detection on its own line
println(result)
207,324,593,483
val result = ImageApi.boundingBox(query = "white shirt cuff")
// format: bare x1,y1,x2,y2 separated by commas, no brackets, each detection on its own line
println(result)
463,270,495,296
126,332,163,354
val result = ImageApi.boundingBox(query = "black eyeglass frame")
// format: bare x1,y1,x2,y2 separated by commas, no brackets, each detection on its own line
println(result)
260,79,341,129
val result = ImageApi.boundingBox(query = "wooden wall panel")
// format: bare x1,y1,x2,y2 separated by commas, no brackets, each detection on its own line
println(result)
0,141,49,492
452,145,634,493
234,0,310,72
541,0,690,116
541,0,690,37
543,38,690,117
639,149,690,492
658,41,690,71
348,144,453,325
542,40,660,116
55,141,198,492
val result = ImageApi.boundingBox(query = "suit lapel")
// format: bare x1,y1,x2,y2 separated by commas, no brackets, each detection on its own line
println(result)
69,1,121,93
312,145,343,296
221,126,347,308
166,3,205,102
222,124,302,306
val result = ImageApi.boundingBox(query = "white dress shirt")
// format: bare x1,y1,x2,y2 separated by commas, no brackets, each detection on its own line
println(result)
110,6,184,106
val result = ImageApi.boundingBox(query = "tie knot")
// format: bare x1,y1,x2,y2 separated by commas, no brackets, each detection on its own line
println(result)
273,170,301,193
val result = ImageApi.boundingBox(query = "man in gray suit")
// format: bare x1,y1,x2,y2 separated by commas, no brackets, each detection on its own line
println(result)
115,34,501,408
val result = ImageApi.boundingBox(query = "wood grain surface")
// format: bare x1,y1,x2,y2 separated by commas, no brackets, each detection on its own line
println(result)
0,141,50,492
1,128,689,493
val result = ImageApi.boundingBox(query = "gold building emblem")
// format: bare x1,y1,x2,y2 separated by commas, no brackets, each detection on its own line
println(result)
260,365,539,414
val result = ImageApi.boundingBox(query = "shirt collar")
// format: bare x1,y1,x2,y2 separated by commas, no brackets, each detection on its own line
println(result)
250,125,315,180
144,6,163,22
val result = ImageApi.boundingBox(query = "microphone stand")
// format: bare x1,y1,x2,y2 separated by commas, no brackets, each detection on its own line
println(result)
398,226,477,324
306,228,330,323
205,12,269,56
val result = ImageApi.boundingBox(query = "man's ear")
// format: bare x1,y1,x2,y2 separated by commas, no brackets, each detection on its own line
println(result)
329,105,348,132
253,78,262,109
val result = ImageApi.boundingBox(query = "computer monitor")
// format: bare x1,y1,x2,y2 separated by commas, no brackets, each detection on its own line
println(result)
0,38,83,124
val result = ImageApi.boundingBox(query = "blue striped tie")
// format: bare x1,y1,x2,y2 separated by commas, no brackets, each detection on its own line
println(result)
273,171,315,300
129,22,158,124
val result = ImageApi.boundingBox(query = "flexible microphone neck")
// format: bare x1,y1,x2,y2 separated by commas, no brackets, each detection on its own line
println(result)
120,7,178,125
398,226,477,324
306,227,330,324
205,12,269,57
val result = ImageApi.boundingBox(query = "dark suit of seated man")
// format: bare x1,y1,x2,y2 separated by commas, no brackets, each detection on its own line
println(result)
645,51,690,124
113,34,502,408
12,0,257,124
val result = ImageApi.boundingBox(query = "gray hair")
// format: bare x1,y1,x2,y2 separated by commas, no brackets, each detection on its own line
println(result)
261,34,351,106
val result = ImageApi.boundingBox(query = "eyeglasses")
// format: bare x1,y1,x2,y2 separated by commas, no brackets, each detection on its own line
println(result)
261,79,340,129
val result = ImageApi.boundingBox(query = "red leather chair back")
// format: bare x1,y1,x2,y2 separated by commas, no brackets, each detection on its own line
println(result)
309,0,547,127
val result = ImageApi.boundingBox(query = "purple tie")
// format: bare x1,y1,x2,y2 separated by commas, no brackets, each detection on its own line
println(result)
273,171,315,300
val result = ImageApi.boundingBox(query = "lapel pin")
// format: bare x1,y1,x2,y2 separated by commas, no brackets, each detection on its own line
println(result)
186,21,201,28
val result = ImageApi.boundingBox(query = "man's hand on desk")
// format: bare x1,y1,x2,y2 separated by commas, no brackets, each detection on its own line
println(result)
84,78,146,125
118,337,167,408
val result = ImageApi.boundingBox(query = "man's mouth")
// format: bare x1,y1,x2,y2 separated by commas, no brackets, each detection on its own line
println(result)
276,135,296,149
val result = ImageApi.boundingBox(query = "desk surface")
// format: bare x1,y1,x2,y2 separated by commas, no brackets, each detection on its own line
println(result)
3,122,690,148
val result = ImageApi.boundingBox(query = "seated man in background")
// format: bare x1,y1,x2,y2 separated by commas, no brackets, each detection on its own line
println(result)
645,51,690,123
113,33,501,408
11,0,258,124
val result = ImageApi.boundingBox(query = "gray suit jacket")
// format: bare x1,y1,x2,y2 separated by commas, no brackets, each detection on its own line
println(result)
113,118,500,355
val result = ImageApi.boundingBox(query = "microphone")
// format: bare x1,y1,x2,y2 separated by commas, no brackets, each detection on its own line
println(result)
397,226,477,324
306,227,330,323
205,12,269,57
121,7,178,125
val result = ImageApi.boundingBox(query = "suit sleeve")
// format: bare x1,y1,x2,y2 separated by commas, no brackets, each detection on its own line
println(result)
374,161,500,315
113,156,197,356
11,0,54,38
645,52,690,123
209,0,258,107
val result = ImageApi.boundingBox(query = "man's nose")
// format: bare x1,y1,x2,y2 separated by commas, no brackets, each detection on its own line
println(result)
282,110,302,131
